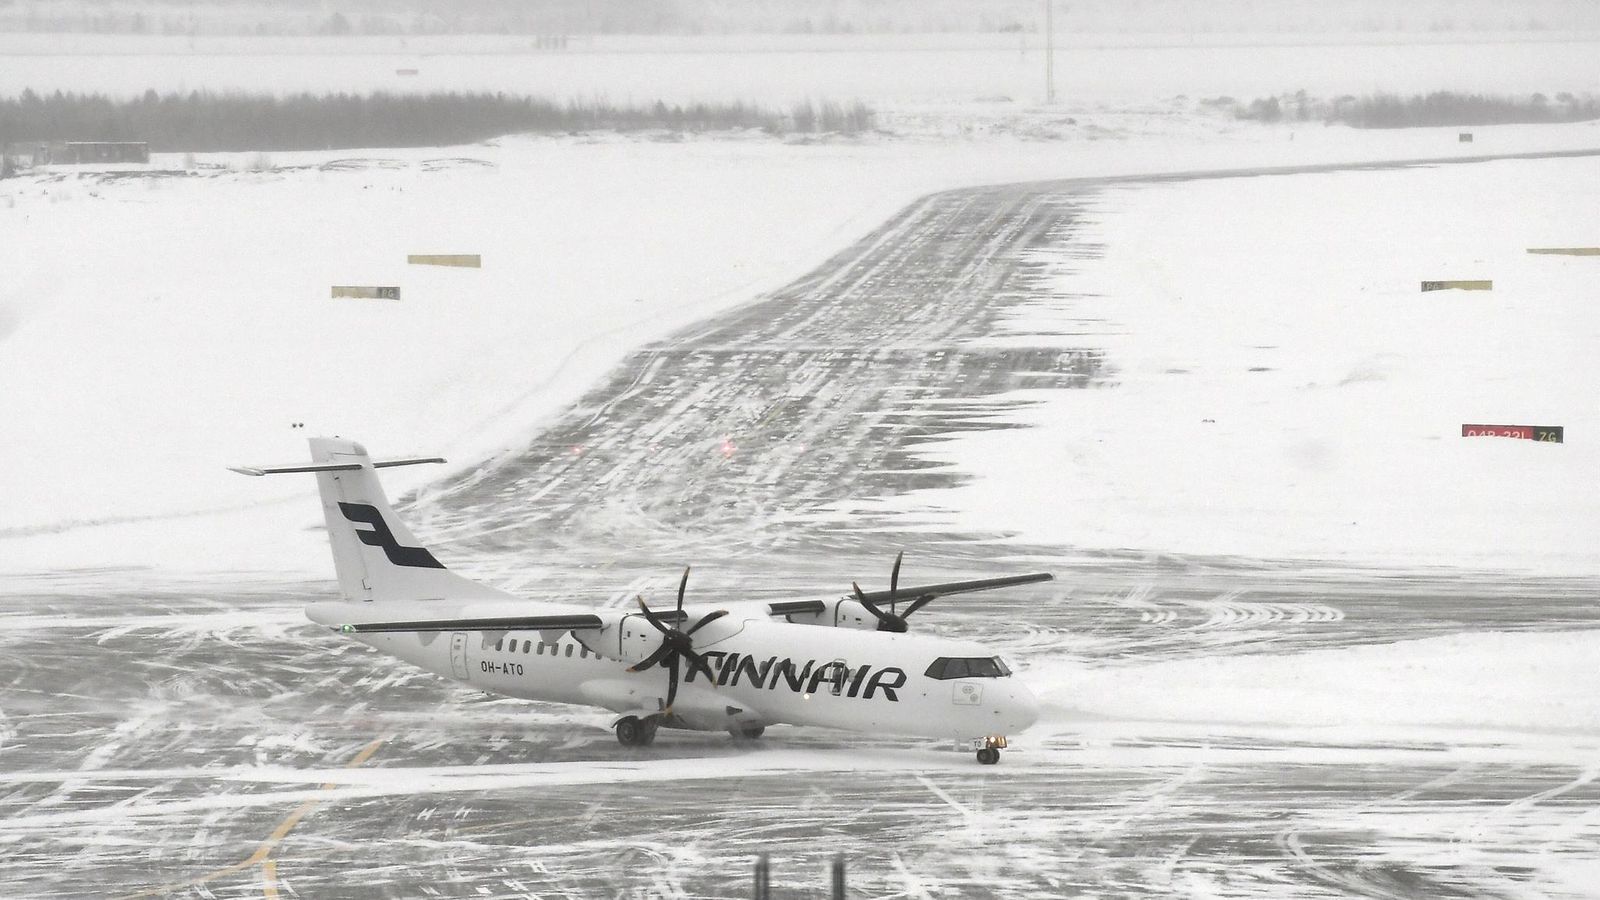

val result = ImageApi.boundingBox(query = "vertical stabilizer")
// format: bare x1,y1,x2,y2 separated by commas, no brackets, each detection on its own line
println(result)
303,438,504,603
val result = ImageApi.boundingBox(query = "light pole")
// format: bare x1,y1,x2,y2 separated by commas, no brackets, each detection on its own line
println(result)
1044,0,1056,104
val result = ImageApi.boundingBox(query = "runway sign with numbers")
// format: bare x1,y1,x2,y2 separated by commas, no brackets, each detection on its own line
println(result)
332,285,401,300
1461,424,1563,442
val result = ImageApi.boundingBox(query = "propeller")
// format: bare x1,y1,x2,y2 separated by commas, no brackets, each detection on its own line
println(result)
850,551,936,633
627,566,728,713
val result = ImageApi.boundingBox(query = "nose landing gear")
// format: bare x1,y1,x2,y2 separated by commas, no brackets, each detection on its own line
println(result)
969,735,1008,764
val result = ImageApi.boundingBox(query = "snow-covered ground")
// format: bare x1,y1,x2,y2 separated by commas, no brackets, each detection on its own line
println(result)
3,32,1599,580
4,118,1600,579
880,155,1600,573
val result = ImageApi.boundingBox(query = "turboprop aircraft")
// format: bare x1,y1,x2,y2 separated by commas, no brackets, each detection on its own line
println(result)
234,437,1051,764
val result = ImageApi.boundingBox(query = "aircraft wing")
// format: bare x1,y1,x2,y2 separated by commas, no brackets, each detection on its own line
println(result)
304,599,671,634
757,572,1053,621
304,569,1053,634
850,572,1054,605
335,612,607,634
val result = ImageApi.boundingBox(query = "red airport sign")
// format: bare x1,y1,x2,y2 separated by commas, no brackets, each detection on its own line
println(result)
1461,424,1563,443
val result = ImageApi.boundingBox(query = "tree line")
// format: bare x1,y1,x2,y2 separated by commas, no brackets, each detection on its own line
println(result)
0,90,876,153
1227,90,1600,128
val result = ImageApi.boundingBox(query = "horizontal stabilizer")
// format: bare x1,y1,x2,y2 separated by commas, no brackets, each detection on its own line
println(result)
853,572,1053,604
229,456,445,477
373,457,448,469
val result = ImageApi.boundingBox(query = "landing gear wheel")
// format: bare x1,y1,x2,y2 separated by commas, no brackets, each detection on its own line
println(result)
733,725,765,740
976,747,1000,765
616,716,647,747
637,717,659,746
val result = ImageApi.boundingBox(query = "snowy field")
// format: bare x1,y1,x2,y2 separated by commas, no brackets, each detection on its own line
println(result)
4,122,1600,579
880,156,1600,573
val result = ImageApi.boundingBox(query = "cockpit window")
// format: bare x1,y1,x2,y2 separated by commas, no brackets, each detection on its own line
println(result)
925,656,1013,680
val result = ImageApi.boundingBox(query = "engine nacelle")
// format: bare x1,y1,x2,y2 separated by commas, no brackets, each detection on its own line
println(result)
573,614,661,665
574,611,746,663
776,598,883,631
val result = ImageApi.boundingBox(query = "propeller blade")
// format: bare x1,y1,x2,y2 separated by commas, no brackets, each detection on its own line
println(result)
636,595,672,634
901,593,937,618
851,581,893,626
628,642,673,673
684,649,718,683
675,566,691,613
664,653,680,711
686,609,728,635
890,551,903,613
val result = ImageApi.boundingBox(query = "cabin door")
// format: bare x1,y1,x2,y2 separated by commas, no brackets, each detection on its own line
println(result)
450,632,470,679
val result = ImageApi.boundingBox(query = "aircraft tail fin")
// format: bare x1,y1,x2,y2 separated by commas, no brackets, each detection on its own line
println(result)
234,437,506,603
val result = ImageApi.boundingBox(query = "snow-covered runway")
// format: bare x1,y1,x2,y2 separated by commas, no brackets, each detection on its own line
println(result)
2,573,1596,897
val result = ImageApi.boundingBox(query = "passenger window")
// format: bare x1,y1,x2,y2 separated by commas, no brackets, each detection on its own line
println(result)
537,643,546,655
522,641,531,654
565,645,574,657
495,639,503,652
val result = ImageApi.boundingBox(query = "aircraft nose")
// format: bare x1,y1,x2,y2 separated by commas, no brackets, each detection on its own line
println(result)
1005,682,1040,732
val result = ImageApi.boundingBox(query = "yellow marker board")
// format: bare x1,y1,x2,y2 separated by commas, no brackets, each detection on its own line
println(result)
1527,248,1600,256
1420,280,1492,292
332,286,401,300
407,254,482,268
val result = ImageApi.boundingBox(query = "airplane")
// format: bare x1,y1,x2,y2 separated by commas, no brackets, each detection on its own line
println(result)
233,437,1052,764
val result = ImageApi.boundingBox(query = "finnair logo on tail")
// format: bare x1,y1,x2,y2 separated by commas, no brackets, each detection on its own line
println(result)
338,503,445,569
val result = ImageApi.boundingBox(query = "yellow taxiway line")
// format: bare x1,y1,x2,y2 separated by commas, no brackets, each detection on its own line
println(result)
124,737,385,898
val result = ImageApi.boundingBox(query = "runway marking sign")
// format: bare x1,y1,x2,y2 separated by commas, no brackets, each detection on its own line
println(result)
1461,424,1563,442
408,254,481,268
1422,280,1492,292
332,285,401,300
1527,248,1600,256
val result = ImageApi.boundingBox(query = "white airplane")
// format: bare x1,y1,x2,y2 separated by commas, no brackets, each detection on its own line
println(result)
235,437,1051,764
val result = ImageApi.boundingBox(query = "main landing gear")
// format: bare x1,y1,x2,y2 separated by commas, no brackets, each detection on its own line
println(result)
976,747,1000,765
617,717,766,746
615,715,659,747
